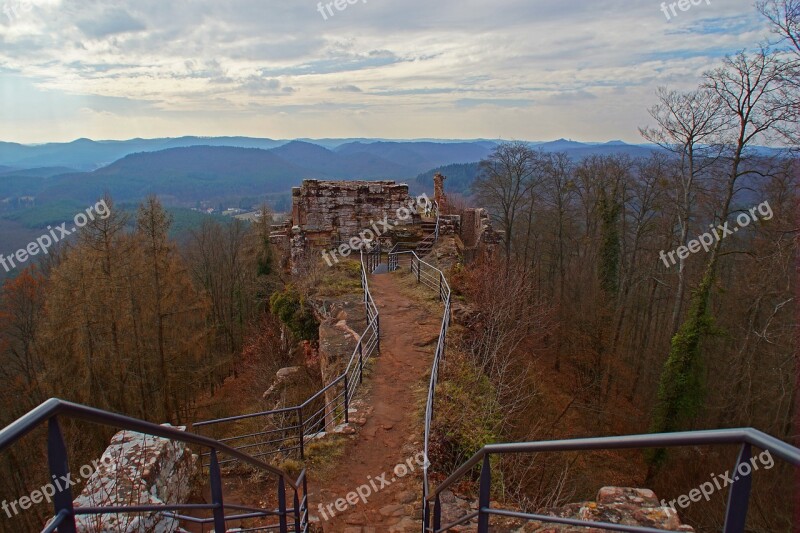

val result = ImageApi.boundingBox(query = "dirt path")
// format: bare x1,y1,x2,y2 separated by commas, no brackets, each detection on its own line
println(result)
310,272,441,532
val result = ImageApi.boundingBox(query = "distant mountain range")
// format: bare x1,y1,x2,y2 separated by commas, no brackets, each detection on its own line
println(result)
5,141,497,206
0,137,788,208
0,136,499,172
0,137,287,171
0,136,664,174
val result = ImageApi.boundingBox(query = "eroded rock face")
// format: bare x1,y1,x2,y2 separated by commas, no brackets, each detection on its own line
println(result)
318,308,360,430
72,427,197,533
263,366,306,399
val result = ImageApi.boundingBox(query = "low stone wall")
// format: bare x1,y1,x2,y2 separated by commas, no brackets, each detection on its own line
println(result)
438,215,460,236
72,427,198,533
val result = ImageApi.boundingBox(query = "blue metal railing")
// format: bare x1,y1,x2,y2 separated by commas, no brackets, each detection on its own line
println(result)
425,428,800,532
0,398,310,533
194,249,381,462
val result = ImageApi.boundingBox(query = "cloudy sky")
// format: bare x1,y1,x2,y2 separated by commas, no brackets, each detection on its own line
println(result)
0,0,771,143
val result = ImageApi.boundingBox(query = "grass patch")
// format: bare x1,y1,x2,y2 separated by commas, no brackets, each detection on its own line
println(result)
303,435,349,481
316,259,363,298
389,269,443,317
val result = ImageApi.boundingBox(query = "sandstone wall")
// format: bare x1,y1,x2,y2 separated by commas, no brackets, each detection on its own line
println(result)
291,180,413,247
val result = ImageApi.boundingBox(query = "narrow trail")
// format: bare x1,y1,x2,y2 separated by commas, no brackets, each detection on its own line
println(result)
311,272,441,532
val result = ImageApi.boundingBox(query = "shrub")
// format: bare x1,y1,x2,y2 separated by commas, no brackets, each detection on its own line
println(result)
269,285,319,341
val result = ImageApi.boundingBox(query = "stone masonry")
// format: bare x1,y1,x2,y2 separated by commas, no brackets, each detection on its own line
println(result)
291,180,414,247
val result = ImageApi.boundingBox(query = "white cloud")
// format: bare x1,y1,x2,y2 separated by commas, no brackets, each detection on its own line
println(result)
0,0,771,142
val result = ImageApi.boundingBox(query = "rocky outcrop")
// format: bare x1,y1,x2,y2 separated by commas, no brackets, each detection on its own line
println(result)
72,427,198,533
437,487,694,533
519,487,695,532
318,306,361,429
263,366,306,399
426,235,462,272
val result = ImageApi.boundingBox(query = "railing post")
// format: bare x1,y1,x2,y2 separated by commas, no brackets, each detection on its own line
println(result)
303,474,309,532
293,489,301,533
376,315,381,354
723,443,753,532
278,475,289,533
209,448,226,533
477,455,491,533
344,374,350,424
297,407,305,460
416,258,421,283
439,272,443,300
358,340,364,384
433,492,442,532
47,417,77,533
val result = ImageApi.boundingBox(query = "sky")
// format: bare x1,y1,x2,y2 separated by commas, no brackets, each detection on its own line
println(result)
0,0,773,144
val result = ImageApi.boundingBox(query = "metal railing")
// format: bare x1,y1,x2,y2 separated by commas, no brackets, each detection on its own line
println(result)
194,249,381,463
387,249,451,533
363,242,383,273
433,205,441,241
0,398,310,533
425,428,800,533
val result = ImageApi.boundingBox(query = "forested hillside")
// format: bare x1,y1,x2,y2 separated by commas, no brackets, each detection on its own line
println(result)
0,197,285,531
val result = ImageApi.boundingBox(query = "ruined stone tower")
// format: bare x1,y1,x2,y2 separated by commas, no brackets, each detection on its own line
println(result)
433,173,447,214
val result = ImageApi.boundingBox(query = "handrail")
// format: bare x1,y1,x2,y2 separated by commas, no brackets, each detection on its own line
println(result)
434,201,441,241
0,398,309,532
194,247,381,462
426,429,800,532
0,399,299,488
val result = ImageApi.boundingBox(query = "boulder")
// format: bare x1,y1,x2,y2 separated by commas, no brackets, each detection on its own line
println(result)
72,426,197,533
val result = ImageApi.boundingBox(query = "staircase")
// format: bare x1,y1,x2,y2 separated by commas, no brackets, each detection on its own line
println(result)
416,219,438,257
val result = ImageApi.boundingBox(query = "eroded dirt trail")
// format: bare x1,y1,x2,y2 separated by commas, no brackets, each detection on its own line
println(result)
311,272,440,532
